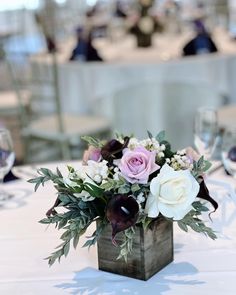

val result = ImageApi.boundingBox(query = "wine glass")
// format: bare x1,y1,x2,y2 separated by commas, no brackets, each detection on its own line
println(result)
0,129,15,205
221,128,236,178
194,107,218,160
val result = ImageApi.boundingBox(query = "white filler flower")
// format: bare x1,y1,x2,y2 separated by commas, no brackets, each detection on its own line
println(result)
145,163,200,220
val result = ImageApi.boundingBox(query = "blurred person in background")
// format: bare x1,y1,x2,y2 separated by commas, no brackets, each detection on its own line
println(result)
114,0,128,18
69,27,103,62
182,19,218,56
35,0,58,53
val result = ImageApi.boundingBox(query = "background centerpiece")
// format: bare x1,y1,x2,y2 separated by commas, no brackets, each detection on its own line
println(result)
30,131,218,280
129,0,163,47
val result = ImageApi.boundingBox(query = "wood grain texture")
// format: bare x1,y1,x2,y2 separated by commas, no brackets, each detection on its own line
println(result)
97,216,173,280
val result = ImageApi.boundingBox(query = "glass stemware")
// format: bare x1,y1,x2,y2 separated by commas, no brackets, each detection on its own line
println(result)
221,128,236,178
194,107,218,160
0,129,15,205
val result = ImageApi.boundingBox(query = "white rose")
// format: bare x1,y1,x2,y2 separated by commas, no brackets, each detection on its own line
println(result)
145,164,200,220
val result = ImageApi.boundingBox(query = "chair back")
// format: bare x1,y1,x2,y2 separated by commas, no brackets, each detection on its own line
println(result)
113,81,225,150
3,51,30,124
7,51,64,133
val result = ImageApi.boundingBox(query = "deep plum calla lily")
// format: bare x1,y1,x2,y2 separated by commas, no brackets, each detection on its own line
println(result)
101,137,129,163
106,194,139,245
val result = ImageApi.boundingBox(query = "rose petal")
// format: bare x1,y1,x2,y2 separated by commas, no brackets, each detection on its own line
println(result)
119,147,159,184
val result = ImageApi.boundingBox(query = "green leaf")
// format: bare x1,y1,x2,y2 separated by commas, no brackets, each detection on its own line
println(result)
63,242,70,257
202,161,212,172
156,130,165,142
84,182,104,198
39,218,52,224
116,227,135,262
60,230,73,241
80,136,103,148
82,220,107,249
147,130,153,139
131,184,140,193
28,177,43,184
56,167,63,178
207,230,217,240
118,185,130,194
67,165,75,173
100,177,126,191
192,201,209,212
73,231,81,249
58,218,68,230
178,209,217,240
142,217,153,230
82,239,95,248
193,157,212,177
58,194,71,205
34,181,41,192
38,168,52,177
189,223,202,232
198,156,204,166
177,221,188,232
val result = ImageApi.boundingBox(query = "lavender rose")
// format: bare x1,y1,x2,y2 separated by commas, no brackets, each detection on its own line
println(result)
119,147,159,184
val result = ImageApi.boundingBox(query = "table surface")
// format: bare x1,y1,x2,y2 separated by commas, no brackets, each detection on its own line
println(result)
1,161,236,294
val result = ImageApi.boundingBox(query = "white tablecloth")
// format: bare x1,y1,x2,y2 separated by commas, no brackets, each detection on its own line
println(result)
32,52,235,113
1,162,236,294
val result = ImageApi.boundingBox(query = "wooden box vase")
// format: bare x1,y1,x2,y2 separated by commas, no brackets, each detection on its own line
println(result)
97,216,173,281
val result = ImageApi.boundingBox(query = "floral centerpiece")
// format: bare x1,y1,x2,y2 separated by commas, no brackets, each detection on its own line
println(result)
30,131,218,280
129,0,163,47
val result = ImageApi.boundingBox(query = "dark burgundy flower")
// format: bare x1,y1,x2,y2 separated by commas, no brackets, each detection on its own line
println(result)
46,197,61,217
106,194,139,245
197,177,218,215
101,137,129,163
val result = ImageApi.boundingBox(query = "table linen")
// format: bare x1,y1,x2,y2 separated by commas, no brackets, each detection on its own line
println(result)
0,162,236,294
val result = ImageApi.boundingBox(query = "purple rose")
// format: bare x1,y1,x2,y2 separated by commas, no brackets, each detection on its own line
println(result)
119,147,159,184
82,146,101,164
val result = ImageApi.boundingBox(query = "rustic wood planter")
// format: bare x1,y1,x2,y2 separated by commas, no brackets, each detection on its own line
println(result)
136,33,153,48
97,216,173,281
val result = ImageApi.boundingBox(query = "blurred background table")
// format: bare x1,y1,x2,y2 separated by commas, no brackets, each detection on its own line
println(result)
30,49,234,149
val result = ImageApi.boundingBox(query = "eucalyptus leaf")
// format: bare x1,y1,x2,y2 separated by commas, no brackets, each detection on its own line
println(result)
80,135,103,148
131,184,140,193
147,130,153,139
63,242,70,257
118,185,130,194
177,221,188,232
156,130,165,142
73,232,81,249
